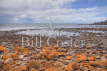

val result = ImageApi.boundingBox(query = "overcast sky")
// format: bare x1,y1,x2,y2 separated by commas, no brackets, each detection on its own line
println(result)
0,0,107,24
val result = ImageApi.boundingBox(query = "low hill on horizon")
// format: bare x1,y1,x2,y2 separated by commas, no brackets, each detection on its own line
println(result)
94,20,107,25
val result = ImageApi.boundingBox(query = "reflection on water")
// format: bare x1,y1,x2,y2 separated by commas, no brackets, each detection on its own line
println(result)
0,24,107,37
16,29,80,37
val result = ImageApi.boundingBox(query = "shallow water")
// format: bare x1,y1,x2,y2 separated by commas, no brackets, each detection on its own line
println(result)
0,24,107,37
16,29,80,37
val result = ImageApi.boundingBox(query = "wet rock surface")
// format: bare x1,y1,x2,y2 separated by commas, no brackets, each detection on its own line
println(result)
0,32,107,71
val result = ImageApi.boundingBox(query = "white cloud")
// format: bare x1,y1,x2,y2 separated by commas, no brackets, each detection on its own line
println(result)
0,0,107,24
14,7,106,24
0,0,76,9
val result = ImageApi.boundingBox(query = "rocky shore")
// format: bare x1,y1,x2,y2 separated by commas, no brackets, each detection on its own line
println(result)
0,30,107,71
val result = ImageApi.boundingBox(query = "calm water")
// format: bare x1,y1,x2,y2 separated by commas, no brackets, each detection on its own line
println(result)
0,24,107,37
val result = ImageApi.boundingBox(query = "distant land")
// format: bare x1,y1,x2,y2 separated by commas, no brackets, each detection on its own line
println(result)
93,20,107,25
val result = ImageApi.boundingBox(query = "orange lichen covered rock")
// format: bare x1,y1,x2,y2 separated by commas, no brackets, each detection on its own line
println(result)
0,45,8,52
90,59,107,67
65,62,80,71
3,64,13,70
2,53,18,60
45,67,59,71
101,60,107,66
15,46,30,54
11,65,27,71
31,68,38,71
98,69,107,71
88,56,96,61
80,62,91,67
65,56,73,60
2,54,12,60
28,60,41,69
11,53,18,59
76,54,87,61
41,47,64,59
